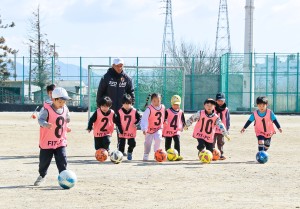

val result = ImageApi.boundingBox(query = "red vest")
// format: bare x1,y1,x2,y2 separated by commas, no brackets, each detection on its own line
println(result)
93,109,115,137
163,108,183,137
147,105,165,134
118,108,137,138
253,109,276,138
215,107,228,134
193,110,218,143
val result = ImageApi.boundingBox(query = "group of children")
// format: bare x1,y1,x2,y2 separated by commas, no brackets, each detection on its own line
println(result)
34,84,282,186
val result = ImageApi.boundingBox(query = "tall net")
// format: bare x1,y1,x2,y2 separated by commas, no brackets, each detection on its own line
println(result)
88,65,185,117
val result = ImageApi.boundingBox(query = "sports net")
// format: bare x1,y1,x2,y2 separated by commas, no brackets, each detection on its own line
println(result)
88,65,185,117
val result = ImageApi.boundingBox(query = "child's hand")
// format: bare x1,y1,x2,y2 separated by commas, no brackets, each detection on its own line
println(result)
67,127,71,133
240,128,245,133
183,126,188,131
46,123,52,129
143,131,146,135
87,129,91,133
278,128,283,133
225,134,231,141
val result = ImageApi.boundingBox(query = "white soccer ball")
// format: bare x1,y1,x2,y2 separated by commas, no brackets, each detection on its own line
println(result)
58,170,77,189
110,150,123,164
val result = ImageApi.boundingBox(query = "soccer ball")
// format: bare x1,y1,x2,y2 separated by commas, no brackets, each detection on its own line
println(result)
199,150,213,164
212,149,221,161
166,148,178,161
58,170,77,189
155,149,167,162
95,148,108,162
256,151,269,164
110,150,123,164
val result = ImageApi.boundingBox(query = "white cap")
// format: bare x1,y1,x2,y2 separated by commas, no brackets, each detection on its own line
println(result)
52,87,71,100
113,58,124,65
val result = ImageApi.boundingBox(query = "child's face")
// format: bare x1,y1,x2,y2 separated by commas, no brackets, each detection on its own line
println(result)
100,105,110,113
204,103,215,113
52,99,66,109
172,104,180,110
257,103,267,112
216,99,225,106
151,97,161,107
122,103,132,110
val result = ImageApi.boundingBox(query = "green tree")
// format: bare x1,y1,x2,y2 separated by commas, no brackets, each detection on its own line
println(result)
0,15,17,82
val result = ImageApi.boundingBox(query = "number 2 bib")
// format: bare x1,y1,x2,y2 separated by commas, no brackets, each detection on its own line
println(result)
93,109,115,137
193,110,218,143
39,106,68,149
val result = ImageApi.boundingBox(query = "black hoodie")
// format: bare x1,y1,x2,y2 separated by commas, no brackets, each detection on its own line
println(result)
96,68,135,112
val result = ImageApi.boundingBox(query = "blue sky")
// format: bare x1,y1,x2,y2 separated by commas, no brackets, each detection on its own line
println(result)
1,0,299,57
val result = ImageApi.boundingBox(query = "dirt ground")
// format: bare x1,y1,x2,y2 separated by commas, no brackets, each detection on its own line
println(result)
0,112,299,209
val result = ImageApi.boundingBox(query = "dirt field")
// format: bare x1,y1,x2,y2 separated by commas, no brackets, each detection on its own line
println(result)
0,112,299,209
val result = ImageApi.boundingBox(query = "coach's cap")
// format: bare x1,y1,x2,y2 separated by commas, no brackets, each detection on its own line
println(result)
204,98,216,105
216,92,226,101
113,58,124,65
52,87,71,100
171,95,181,105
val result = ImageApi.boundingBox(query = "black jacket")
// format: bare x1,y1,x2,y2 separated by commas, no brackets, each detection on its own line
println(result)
96,68,135,112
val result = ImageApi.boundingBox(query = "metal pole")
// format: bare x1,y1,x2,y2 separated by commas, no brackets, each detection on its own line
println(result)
182,66,185,112
249,53,253,111
273,53,276,112
287,55,290,112
265,55,268,96
14,53,17,81
80,56,82,106
51,56,54,84
22,56,25,104
191,57,195,110
226,53,229,103
296,53,299,113
136,57,139,109
88,66,91,120
163,54,167,105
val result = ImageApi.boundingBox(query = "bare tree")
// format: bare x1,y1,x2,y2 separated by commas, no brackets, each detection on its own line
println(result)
27,6,58,102
0,15,17,83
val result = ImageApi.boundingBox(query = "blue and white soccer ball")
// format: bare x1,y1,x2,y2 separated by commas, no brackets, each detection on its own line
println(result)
58,170,77,189
256,151,269,164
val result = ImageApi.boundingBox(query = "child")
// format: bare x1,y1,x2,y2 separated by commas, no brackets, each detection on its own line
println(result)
185,98,230,154
163,95,185,161
241,96,282,152
115,94,141,160
214,92,230,160
34,87,71,186
141,93,165,161
44,84,56,108
87,96,115,152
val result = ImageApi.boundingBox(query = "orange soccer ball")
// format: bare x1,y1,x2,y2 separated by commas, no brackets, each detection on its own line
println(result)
95,148,108,162
154,149,167,162
212,149,221,161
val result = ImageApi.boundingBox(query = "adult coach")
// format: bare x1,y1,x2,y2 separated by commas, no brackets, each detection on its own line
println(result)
96,58,135,154
96,58,135,111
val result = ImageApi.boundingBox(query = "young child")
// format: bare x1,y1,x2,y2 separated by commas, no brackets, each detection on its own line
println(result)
141,93,165,161
185,98,230,155
34,87,71,186
241,96,282,152
214,92,230,160
115,94,141,160
87,96,115,152
44,84,56,108
163,95,185,161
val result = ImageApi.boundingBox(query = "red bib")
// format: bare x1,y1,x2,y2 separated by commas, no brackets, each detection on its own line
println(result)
118,108,137,138
193,110,218,143
253,109,276,138
147,105,165,134
163,108,183,137
215,107,228,134
93,109,115,137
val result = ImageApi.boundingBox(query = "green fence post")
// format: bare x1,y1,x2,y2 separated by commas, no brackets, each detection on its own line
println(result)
273,53,276,112
266,55,268,96
163,54,167,105
226,53,229,103
191,57,195,110
287,55,290,112
80,56,82,106
136,57,139,109
249,53,253,111
296,53,299,112
22,56,25,104
109,57,111,66
51,56,54,84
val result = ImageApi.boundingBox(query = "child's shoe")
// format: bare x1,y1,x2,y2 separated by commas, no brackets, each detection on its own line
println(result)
143,154,149,161
122,152,127,157
127,153,132,160
219,155,226,160
176,156,183,161
34,176,45,186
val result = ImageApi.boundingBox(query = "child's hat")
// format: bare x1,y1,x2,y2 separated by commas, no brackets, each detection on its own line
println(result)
204,98,216,105
171,95,181,105
216,92,225,101
52,87,71,100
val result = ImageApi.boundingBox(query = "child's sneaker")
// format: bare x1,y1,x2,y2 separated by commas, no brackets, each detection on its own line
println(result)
143,154,149,161
127,153,132,160
122,152,127,157
34,176,45,186
176,156,183,161
219,155,226,160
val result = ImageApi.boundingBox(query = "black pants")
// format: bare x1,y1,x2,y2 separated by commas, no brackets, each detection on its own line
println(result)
165,135,181,155
214,134,225,155
118,138,136,153
94,136,111,150
39,146,67,178
197,138,214,153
